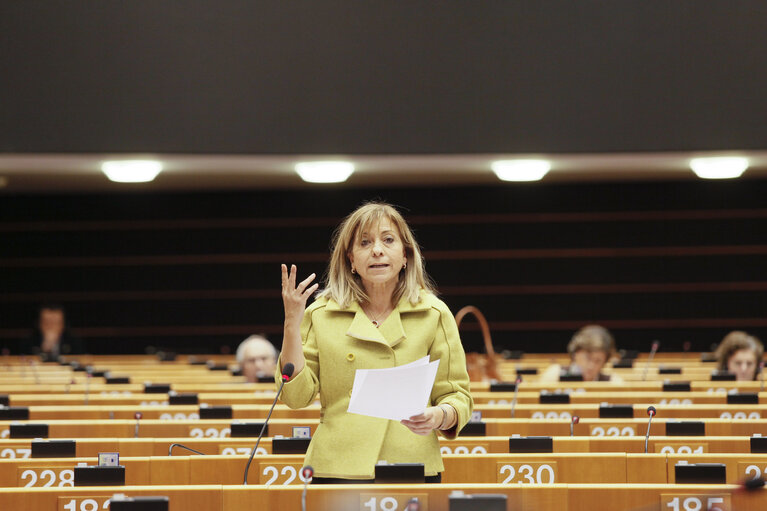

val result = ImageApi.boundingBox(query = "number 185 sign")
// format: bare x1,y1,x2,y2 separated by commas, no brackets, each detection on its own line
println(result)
660,494,730,511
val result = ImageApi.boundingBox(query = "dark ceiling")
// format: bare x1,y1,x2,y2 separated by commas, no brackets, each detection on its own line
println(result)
2,1,767,155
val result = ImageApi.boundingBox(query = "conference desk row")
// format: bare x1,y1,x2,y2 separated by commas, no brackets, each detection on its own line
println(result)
7,390,767,407
3,417,767,440
3,380,761,395
4,403,767,421
6,452,767,486
0,350,722,363
0,352,718,369
0,369,741,387
1,483,764,511
2,436,765,458
0,354,753,381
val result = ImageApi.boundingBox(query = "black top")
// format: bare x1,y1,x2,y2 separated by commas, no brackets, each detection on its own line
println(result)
17,332,85,358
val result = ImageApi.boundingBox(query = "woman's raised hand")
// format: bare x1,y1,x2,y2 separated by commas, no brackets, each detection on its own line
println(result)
281,264,319,330
279,264,316,375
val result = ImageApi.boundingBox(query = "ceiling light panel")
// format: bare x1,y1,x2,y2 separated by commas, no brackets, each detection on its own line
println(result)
101,160,163,183
295,161,355,183
491,159,551,182
689,157,749,179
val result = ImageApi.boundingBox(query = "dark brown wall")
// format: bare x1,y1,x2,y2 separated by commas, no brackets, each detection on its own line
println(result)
2,180,766,355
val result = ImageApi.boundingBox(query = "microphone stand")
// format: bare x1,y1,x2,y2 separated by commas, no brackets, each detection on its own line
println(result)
168,443,206,456
134,412,142,438
642,341,660,381
243,363,294,485
301,466,313,511
510,376,522,418
644,406,656,454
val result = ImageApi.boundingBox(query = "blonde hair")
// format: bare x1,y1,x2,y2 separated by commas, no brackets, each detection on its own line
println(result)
715,331,763,375
318,202,435,308
567,325,616,358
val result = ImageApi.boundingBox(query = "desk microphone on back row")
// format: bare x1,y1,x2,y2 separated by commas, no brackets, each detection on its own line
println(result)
642,341,660,381
510,376,522,418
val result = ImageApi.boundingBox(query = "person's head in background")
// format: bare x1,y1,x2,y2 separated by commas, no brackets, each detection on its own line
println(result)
715,331,763,381
236,335,278,382
567,325,616,381
38,304,66,354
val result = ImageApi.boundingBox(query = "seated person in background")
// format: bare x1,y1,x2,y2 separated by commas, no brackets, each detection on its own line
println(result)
540,325,623,383
236,334,278,382
715,330,764,381
19,304,84,359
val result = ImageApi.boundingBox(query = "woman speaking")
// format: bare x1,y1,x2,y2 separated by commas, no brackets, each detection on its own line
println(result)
278,202,473,483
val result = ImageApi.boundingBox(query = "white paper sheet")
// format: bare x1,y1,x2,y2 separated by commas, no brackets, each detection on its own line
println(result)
347,357,440,421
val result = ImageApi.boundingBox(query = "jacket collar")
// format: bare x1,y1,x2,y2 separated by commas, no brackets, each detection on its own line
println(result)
326,291,432,347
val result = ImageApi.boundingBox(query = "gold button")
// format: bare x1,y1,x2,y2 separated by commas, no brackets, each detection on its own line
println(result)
346,353,355,362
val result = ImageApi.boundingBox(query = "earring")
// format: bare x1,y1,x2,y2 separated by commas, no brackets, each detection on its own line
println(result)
403,262,407,269
351,267,356,274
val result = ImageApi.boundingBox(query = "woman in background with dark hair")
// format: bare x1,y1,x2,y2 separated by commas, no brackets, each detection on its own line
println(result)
715,331,763,381
540,324,623,383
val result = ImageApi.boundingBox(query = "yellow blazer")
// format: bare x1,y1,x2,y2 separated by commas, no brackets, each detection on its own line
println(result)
277,290,473,479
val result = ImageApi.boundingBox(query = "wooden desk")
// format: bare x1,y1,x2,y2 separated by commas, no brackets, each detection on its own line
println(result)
566,484,763,511
7,389,766,407
4,417,766,441
666,453,767,484
0,485,221,511
0,435,756,463
0,484,565,511
3,483,756,511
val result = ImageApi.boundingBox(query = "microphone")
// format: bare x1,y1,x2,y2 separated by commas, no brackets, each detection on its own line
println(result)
570,416,579,437
84,371,92,405
134,412,142,438
243,362,295,484
510,376,522,418
644,406,656,453
168,443,206,456
404,497,421,510
29,359,40,385
301,465,313,511
744,475,766,491
642,341,660,381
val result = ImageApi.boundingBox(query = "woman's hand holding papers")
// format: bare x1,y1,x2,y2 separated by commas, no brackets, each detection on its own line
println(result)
400,406,443,435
